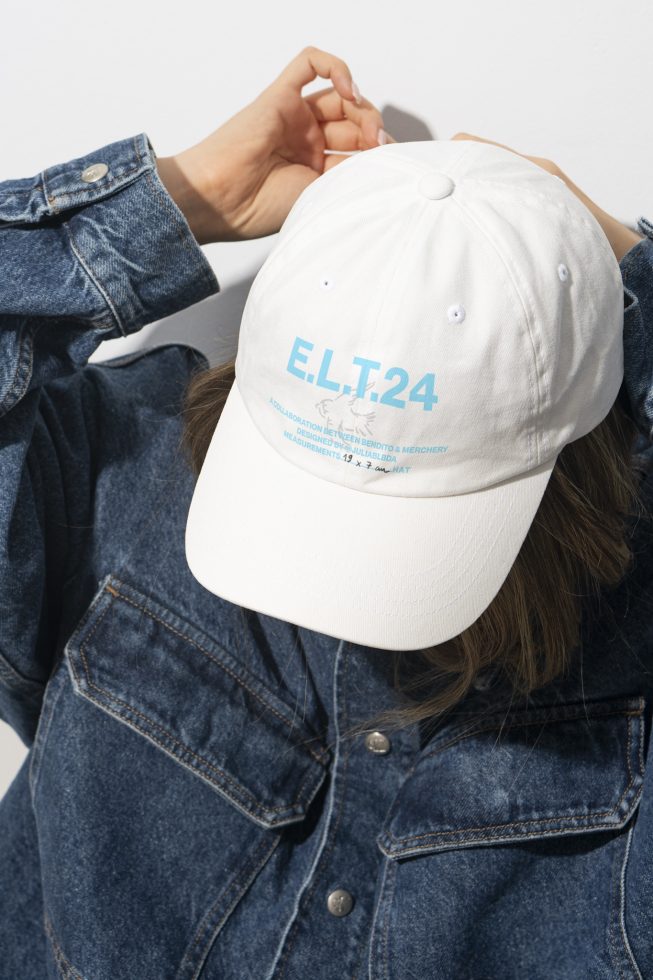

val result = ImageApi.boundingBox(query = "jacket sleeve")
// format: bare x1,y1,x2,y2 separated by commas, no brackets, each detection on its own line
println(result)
0,132,220,746
620,217,653,447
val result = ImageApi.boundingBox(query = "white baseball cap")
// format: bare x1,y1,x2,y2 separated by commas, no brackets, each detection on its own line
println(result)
184,139,624,652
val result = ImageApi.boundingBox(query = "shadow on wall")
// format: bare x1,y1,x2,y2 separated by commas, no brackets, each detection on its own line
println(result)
382,105,435,144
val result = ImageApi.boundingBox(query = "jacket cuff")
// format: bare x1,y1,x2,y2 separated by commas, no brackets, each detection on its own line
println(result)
0,133,220,336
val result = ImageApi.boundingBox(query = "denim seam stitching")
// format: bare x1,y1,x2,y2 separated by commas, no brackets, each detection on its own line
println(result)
383,713,642,850
67,599,321,820
419,698,645,762
103,580,328,766
177,833,281,980
29,658,69,799
190,836,281,979
366,850,393,980
273,643,354,977
0,645,45,693
381,856,399,980
44,910,86,980
383,813,643,854
183,839,274,976
616,822,644,979
265,638,347,979
69,667,316,820
0,317,34,417
607,821,629,980
45,162,146,212
63,222,125,336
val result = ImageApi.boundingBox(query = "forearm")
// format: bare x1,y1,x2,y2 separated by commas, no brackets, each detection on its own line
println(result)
600,215,644,265
557,170,644,263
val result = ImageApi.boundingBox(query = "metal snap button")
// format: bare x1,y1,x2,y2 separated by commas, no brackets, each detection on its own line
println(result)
364,731,391,755
81,163,109,183
327,889,354,917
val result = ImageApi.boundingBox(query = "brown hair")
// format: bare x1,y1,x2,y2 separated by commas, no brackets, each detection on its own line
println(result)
179,357,648,741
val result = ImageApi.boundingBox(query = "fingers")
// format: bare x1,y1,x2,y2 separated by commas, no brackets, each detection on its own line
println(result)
336,92,386,149
276,46,384,148
275,45,360,105
306,85,385,149
318,118,366,152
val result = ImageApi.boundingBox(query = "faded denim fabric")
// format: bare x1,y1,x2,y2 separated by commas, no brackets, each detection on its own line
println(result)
0,132,652,979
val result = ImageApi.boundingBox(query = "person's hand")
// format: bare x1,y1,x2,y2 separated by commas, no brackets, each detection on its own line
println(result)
156,46,392,245
450,132,643,264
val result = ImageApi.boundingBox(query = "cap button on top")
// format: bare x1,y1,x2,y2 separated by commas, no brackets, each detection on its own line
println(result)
81,162,109,183
418,171,455,200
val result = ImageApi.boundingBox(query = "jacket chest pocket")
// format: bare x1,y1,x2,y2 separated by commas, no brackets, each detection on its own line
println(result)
31,574,330,980
371,696,648,980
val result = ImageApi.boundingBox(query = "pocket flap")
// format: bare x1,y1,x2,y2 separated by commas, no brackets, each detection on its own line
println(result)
64,574,330,829
377,696,647,859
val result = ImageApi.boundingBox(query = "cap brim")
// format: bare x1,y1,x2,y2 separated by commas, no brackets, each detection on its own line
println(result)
185,380,555,652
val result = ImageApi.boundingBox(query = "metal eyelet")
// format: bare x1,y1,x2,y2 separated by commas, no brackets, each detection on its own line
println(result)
447,303,466,324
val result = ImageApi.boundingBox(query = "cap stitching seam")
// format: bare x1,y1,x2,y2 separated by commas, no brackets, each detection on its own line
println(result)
466,177,621,272
364,194,433,367
450,194,544,467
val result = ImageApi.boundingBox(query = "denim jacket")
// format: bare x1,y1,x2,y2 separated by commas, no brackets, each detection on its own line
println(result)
1,132,653,980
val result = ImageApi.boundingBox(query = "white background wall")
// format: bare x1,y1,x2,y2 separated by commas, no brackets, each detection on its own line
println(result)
1,0,652,800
